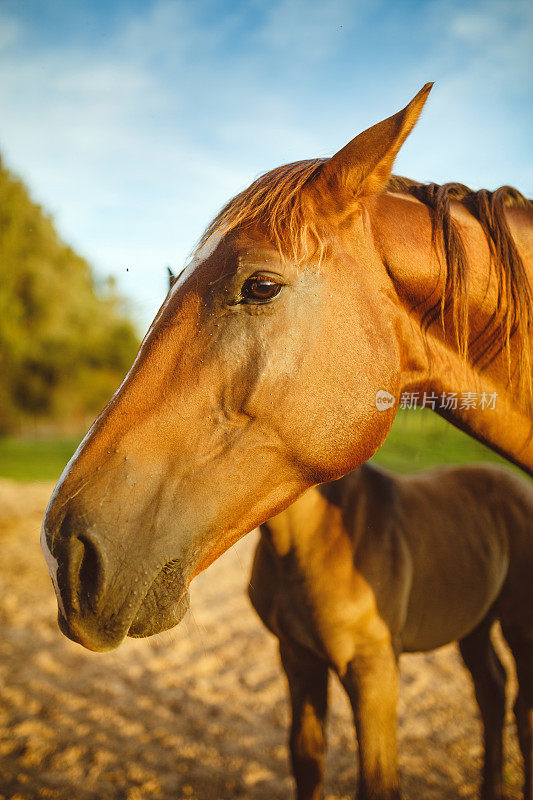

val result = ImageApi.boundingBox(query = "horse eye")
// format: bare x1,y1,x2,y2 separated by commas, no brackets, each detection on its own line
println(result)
241,276,283,303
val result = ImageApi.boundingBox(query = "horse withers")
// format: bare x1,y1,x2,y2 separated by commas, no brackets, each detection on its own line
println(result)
249,463,533,800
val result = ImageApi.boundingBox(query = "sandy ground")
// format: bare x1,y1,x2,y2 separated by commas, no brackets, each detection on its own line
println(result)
0,479,524,800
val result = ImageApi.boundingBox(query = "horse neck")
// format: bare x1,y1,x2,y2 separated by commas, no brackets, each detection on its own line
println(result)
369,191,533,475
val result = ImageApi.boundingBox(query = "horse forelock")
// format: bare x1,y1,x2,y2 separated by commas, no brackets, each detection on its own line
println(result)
199,158,328,263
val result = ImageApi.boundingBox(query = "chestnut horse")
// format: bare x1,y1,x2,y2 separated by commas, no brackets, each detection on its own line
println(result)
41,83,532,653
249,462,533,800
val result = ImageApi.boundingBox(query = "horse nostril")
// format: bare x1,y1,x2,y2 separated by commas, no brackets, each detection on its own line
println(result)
77,535,103,612
60,532,104,615
49,511,107,620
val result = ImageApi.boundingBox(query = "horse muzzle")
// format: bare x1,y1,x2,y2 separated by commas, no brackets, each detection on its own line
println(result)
41,509,191,652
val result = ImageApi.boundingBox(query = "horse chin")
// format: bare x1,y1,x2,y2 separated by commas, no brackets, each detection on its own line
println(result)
127,586,190,638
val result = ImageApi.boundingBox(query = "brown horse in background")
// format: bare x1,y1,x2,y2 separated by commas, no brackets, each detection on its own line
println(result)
249,462,533,800
41,83,533,653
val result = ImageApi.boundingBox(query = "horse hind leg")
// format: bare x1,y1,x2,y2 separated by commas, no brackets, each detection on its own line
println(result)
459,616,507,800
501,625,533,800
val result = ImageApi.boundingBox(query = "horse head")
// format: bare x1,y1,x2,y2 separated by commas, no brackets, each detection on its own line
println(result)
42,85,433,650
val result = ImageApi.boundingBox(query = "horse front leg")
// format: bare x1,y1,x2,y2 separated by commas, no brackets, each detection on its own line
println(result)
341,644,400,800
279,640,329,800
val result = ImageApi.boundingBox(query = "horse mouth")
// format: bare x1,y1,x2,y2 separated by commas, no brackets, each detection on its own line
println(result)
56,557,191,651
127,558,190,639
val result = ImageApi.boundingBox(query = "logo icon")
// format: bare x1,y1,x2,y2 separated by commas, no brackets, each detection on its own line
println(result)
375,390,396,411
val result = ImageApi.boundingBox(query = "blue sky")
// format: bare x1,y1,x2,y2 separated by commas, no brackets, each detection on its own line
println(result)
1,0,531,329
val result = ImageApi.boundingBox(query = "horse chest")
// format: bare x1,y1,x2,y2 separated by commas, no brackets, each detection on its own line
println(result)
274,564,397,672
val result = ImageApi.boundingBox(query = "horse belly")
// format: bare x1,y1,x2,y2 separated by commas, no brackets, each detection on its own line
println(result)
401,592,495,653
400,525,509,653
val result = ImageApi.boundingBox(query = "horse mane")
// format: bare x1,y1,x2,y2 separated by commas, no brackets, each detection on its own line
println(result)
388,175,533,403
201,160,532,403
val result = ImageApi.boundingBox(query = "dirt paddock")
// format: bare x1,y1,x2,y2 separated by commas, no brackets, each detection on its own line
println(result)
0,479,523,800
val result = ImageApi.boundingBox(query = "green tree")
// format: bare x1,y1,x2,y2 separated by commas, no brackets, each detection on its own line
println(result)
0,155,139,433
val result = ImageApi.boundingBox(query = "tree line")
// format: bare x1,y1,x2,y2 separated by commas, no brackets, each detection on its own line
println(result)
0,155,139,434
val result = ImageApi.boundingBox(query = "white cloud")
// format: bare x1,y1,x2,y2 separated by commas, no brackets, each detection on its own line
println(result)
256,0,362,59
0,14,19,51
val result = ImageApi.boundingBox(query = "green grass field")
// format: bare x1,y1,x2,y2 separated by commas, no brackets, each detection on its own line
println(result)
0,436,81,482
372,410,515,473
0,409,519,483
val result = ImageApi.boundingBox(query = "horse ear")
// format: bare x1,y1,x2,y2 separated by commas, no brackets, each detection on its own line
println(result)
167,266,176,291
316,83,433,201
